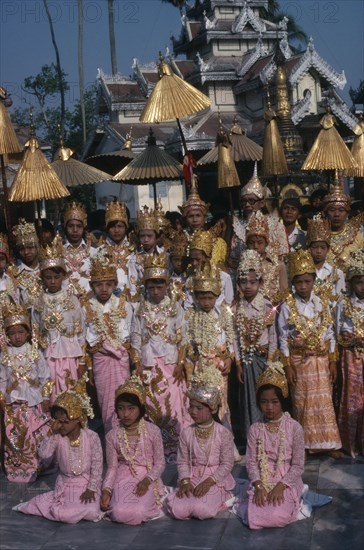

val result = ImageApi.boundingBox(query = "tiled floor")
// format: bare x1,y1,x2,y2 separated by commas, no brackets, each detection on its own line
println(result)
1,454,363,550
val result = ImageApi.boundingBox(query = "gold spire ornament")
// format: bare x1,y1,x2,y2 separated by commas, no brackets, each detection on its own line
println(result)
179,176,209,216
256,361,288,398
115,374,146,405
12,219,39,248
307,216,331,246
140,53,211,123
52,139,111,187
105,200,129,228
9,117,70,202
63,201,88,227
142,252,170,282
262,90,288,176
217,116,240,189
193,263,222,296
155,197,168,232
348,115,364,177
288,249,316,280
302,109,358,171
238,249,263,280
241,162,266,199
39,235,66,272
2,302,30,330
229,118,263,161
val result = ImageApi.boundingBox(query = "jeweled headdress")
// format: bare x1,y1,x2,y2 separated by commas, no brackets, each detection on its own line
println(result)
188,366,223,413
105,200,128,228
190,229,213,258
241,163,265,200
346,249,364,281
256,361,288,398
3,302,30,330
323,180,351,212
90,249,117,282
307,215,331,246
170,236,188,258
288,249,315,280
63,201,87,226
136,205,159,233
193,263,221,297
54,375,94,427
115,374,146,406
179,179,209,216
246,211,269,240
0,233,9,261
12,219,39,248
142,252,169,282
39,234,66,272
238,249,263,280
155,197,168,232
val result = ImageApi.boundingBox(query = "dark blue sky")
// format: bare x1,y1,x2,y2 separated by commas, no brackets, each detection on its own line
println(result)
1,0,363,111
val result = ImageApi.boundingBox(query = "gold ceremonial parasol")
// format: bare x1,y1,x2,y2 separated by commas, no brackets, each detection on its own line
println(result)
347,115,364,177
113,128,183,205
86,130,135,174
52,140,112,186
229,118,263,162
9,119,70,203
301,108,358,172
217,121,240,190
140,53,211,124
262,102,288,177
0,87,21,228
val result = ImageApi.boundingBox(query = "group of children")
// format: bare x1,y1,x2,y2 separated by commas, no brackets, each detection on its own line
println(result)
0,175,363,530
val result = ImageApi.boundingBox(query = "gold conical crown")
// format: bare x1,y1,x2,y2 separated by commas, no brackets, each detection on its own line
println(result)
246,211,269,240
90,250,117,283
2,302,30,330
288,249,315,280
346,249,364,281
115,374,146,405
307,215,331,245
54,375,94,427
238,249,263,280
241,162,265,199
12,219,39,248
193,263,221,296
39,234,66,272
142,252,169,282
323,178,351,212
63,201,87,226
136,205,159,233
179,177,209,216
105,200,129,228
190,229,213,257
256,361,288,398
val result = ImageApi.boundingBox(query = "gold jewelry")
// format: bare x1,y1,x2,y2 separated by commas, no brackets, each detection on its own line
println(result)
69,435,81,447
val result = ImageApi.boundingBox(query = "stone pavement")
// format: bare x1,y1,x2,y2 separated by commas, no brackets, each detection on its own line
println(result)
1,453,363,550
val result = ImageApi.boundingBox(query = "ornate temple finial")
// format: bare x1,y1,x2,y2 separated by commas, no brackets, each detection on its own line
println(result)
122,126,133,150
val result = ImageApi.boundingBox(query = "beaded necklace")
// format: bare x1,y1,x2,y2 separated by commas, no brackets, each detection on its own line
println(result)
87,294,127,349
2,340,40,386
286,293,330,353
139,296,179,344
257,413,288,490
117,420,144,477
68,431,83,475
236,293,275,364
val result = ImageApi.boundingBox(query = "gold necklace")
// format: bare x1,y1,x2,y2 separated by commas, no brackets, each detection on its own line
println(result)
195,421,215,440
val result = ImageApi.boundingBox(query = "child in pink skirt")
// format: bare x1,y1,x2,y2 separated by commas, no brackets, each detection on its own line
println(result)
14,379,103,523
101,375,166,525
165,367,235,520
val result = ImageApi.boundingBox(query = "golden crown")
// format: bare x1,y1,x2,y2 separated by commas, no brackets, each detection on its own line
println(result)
2,302,30,330
136,205,159,233
105,200,129,228
90,249,117,282
54,375,94,427
142,252,169,282
241,163,265,200
170,236,188,258
193,263,221,296
179,179,209,216
323,180,351,211
188,366,223,413
288,249,315,280
155,197,168,231
246,210,269,239
238,249,263,280
307,215,331,245
256,361,288,398
0,233,9,260
346,249,364,281
63,201,87,226
12,219,39,248
39,234,66,272
115,374,146,406
190,229,213,257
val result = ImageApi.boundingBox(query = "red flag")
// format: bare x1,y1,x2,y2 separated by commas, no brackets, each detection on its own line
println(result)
183,152,196,184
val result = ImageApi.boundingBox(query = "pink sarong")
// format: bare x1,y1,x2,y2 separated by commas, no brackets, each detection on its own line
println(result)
144,357,191,461
46,352,79,404
92,342,130,433
4,403,50,483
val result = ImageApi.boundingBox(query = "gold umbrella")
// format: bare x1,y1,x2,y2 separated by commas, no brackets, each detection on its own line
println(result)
302,108,358,171
0,87,21,228
347,115,364,177
52,141,112,186
9,124,70,202
86,131,135,174
140,53,211,123
113,128,183,205
262,104,288,177
217,120,240,190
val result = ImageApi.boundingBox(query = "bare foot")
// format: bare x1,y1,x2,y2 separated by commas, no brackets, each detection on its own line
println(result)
328,450,344,459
